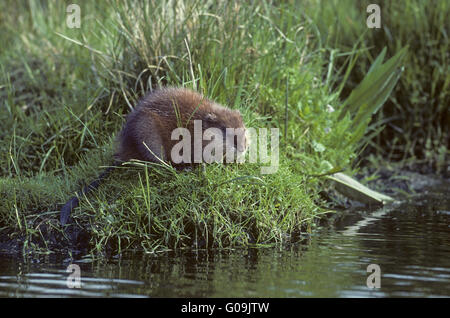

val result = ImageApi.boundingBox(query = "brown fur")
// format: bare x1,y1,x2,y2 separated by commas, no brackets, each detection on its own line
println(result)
115,87,248,164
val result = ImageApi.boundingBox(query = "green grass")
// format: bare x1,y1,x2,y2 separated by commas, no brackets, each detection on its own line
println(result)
0,0,415,255
304,0,449,171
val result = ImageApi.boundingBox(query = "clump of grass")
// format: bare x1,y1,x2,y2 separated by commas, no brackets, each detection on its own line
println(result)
79,159,320,254
0,0,404,255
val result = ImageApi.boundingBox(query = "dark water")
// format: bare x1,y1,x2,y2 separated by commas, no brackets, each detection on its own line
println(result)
1,184,449,297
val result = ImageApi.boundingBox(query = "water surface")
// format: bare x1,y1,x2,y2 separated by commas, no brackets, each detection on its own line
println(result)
1,182,449,297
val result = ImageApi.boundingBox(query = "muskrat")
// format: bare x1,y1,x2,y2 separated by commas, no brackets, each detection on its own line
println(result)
60,87,249,225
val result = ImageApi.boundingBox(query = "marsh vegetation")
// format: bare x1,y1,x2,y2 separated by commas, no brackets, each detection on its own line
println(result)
0,0,447,256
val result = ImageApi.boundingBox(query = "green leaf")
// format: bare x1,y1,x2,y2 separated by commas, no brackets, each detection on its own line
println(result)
351,67,403,131
312,140,326,153
338,46,408,121
367,47,387,75
326,172,394,205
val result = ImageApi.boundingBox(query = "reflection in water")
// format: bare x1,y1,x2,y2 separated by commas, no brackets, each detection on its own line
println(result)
0,183,449,297
0,265,146,297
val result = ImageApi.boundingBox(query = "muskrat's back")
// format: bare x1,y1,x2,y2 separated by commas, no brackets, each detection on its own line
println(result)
115,87,248,164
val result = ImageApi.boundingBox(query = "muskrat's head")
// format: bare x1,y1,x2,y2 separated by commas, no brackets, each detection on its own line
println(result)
202,105,249,163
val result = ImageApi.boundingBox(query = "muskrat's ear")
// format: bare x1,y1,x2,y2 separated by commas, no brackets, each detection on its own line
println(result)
205,113,218,121
203,113,218,128
204,113,227,134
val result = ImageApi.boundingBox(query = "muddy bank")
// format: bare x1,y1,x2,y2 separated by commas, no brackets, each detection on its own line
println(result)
0,223,92,257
